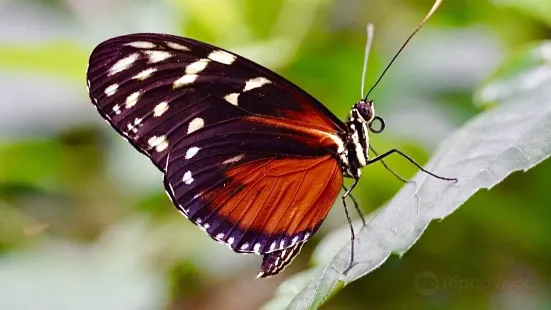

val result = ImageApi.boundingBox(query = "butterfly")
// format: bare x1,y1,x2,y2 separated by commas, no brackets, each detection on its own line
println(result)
86,0,452,278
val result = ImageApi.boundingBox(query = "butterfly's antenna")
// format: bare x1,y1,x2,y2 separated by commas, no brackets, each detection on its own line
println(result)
361,24,375,99
364,0,443,100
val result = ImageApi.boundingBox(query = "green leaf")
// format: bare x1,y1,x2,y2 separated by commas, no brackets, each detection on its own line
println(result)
492,0,551,27
475,41,551,107
260,269,320,310
265,41,551,310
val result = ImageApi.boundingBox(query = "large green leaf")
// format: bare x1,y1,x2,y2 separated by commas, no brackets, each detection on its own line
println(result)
264,40,551,309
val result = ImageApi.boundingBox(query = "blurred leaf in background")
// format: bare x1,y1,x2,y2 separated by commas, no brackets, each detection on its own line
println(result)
1,0,551,309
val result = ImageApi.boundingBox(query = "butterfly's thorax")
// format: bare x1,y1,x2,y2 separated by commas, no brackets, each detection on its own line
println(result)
342,108,370,179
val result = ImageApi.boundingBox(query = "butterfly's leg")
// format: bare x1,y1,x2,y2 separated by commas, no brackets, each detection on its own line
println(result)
366,149,457,182
369,145,415,184
342,185,365,227
342,178,359,275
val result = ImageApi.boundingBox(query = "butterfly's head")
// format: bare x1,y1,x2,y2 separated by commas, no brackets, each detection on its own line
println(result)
354,99,375,123
352,99,385,134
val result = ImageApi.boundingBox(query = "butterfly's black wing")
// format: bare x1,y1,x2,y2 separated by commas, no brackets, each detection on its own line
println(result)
87,33,346,170
86,33,347,276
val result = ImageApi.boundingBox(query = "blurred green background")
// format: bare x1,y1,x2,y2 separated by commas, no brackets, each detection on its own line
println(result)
1,0,550,309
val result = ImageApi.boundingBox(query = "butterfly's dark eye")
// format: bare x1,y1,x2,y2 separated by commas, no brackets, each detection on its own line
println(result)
355,100,374,122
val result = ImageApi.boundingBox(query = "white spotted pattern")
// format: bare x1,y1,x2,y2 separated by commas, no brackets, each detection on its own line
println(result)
208,50,236,65
185,59,210,74
187,117,204,134
126,41,156,49
244,77,271,92
223,154,244,164
223,93,239,106
127,117,142,134
173,74,197,88
104,84,118,96
228,237,234,245
125,91,141,108
292,236,299,245
153,102,169,117
253,243,261,254
216,233,224,240
112,104,121,115
134,68,156,80
144,50,172,63
148,135,169,152
185,146,200,159
109,53,139,76
166,42,189,51
182,171,194,185
270,242,276,252
241,243,249,250
204,223,210,229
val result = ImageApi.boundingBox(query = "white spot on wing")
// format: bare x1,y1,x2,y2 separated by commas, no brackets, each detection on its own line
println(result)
144,50,172,63
196,218,203,224
148,135,169,152
244,77,271,92
216,233,224,240
134,68,156,80
253,243,261,254
153,102,169,117
182,171,194,185
241,243,249,250
223,154,244,164
112,104,121,115
208,50,236,64
185,146,200,159
291,235,299,245
224,93,239,106
125,91,141,108
279,240,285,249
126,41,156,49
204,223,210,229
173,74,197,88
228,237,234,245
104,84,118,96
109,53,139,76
157,141,169,152
187,117,204,134
166,42,189,51
270,242,276,252
186,59,210,74
156,139,169,152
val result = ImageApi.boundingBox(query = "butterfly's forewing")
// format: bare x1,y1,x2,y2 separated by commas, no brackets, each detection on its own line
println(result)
86,33,346,264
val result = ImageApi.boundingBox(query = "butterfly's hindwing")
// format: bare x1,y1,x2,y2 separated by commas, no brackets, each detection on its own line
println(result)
257,241,305,278
165,152,342,254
